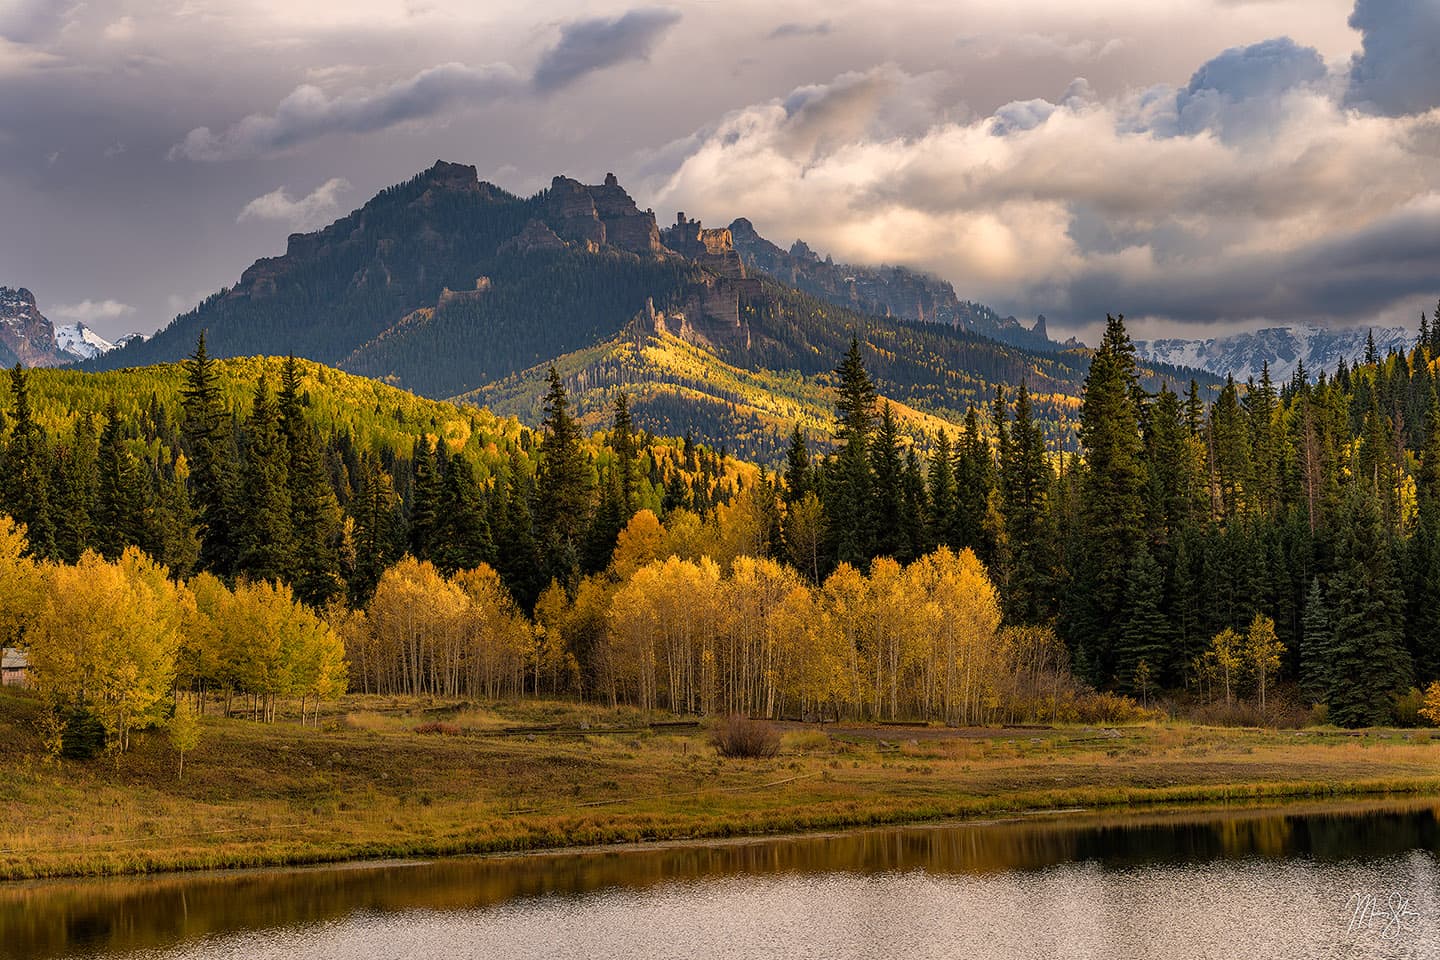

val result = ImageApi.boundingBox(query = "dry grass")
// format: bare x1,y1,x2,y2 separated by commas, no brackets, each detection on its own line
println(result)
3,686,1440,881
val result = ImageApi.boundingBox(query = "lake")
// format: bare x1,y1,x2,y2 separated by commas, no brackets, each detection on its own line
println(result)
6,800,1440,959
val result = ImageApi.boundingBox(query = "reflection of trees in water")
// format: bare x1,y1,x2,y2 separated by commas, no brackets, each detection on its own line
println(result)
5,801,1439,960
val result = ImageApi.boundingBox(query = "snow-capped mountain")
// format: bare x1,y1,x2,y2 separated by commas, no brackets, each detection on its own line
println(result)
1133,324,1413,383
55,322,115,360
0,286,144,366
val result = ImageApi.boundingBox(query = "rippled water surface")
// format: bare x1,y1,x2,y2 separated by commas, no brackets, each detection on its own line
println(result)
8,801,1440,960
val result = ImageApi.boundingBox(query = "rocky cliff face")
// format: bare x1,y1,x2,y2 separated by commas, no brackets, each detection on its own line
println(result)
0,287,74,367
544,174,664,255
727,219,1055,351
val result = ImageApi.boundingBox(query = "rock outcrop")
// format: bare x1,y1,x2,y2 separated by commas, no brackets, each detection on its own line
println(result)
545,174,664,255
661,214,746,279
0,287,72,367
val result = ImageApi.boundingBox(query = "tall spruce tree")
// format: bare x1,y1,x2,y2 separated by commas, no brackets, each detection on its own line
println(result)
1324,484,1410,726
827,338,877,568
535,368,592,586
180,334,238,575
871,401,904,558
926,429,956,551
236,378,293,583
1116,543,1170,693
611,391,640,518
1,364,56,559
432,453,495,574
783,424,812,506
1001,383,1053,623
1068,315,1146,683
94,401,148,559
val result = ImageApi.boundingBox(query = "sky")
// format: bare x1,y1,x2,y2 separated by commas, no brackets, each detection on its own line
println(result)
1,0,1438,344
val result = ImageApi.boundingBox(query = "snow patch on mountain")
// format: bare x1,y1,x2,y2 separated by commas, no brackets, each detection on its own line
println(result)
55,322,115,360
1134,324,1413,383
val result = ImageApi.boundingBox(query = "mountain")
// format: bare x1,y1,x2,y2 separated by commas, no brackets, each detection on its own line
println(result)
54,322,115,360
0,287,72,367
1134,324,1414,383
725,217,1057,352
84,160,1217,458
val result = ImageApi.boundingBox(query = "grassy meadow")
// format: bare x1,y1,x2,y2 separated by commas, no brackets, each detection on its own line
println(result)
4,685,1440,881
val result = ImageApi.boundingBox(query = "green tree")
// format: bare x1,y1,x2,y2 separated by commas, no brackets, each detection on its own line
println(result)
1000,382,1053,622
1068,315,1146,682
432,454,495,575
1116,543,1170,692
826,338,877,568
534,368,592,586
180,334,238,575
1,364,56,559
236,379,293,583
1324,485,1410,726
94,402,149,559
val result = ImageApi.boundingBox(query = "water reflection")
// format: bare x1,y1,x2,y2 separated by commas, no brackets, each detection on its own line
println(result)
5,800,1440,960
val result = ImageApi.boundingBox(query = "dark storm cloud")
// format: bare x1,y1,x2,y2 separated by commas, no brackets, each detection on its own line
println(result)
1063,198,1440,325
531,7,682,94
1346,0,1440,116
170,61,523,162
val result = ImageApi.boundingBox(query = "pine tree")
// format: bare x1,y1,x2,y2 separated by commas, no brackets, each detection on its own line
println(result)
900,447,927,562
0,364,56,559
783,424,811,506
925,429,956,550
432,454,494,574
1324,484,1410,726
1299,577,1330,705
611,391,640,518
180,334,239,575
1001,382,1053,623
94,402,149,559
827,338,877,568
953,407,994,558
287,423,343,607
236,379,293,583
1116,543,1169,694
534,368,592,586
52,413,98,563
347,455,400,605
408,435,441,560
1068,315,1147,683
870,401,904,558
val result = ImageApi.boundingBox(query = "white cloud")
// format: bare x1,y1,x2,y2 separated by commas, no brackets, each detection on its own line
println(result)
103,16,136,43
50,299,137,324
237,177,352,230
653,41,1440,335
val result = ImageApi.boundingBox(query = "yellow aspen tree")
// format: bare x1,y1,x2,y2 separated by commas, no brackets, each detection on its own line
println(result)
1244,613,1284,712
0,516,37,651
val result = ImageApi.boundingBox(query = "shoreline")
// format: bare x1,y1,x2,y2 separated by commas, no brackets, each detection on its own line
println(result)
9,775,1440,883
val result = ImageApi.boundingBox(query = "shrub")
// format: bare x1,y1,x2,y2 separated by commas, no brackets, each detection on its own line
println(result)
710,715,780,759
60,707,106,760
413,721,461,736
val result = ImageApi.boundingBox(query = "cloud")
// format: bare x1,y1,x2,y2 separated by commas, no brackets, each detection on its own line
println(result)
654,53,1440,334
50,299,136,325
0,0,75,43
531,7,681,94
1346,0,1440,117
769,21,832,39
238,177,352,231
170,62,522,161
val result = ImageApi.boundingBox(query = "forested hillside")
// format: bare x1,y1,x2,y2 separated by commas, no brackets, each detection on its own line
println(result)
78,160,1215,460
7,303,1440,739
472,279,1212,461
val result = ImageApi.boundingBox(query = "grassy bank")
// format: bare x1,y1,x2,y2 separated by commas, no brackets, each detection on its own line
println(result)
4,686,1440,881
